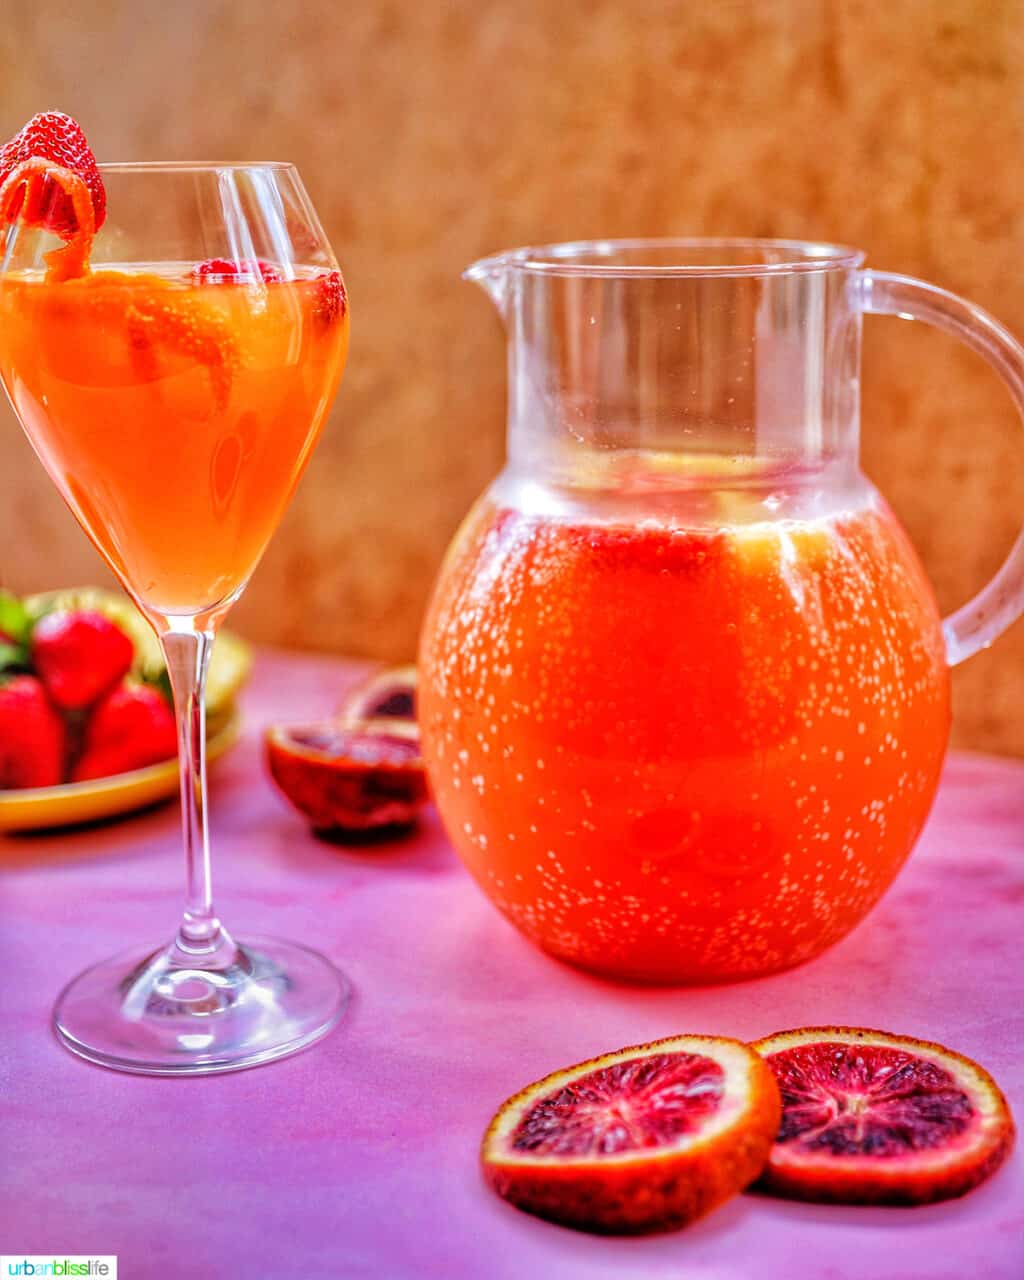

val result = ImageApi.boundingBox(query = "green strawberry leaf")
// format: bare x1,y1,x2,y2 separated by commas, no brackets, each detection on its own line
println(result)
0,590,31,645
148,667,174,707
0,640,29,674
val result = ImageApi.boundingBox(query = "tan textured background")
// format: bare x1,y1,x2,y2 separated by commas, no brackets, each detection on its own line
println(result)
2,0,1024,753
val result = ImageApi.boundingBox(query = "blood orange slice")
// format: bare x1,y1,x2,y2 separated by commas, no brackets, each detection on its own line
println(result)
481,1035,781,1234
265,718,428,836
753,1027,1015,1205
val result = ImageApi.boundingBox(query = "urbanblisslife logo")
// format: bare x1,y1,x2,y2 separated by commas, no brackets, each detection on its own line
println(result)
1,1261,116,1277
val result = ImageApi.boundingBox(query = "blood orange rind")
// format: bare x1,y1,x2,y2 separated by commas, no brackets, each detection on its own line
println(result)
752,1026,1015,1206
481,1034,781,1234
339,665,418,725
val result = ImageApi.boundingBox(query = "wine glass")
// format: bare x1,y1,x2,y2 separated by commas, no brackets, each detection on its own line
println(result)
0,162,350,1074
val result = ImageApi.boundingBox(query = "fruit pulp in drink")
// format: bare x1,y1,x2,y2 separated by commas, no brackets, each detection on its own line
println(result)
0,264,348,617
419,491,950,982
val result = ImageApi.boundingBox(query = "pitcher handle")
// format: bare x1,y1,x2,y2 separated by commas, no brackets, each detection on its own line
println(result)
859,270,1024,666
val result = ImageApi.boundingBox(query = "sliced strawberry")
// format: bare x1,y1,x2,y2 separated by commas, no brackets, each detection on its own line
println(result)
314,269,347,327
193,258,284,283
0,675,66,788
71,685,177,781
32,609,134,711
0,111,105,236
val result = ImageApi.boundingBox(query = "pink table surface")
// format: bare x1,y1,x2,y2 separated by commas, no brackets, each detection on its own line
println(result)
1,648,1022,1280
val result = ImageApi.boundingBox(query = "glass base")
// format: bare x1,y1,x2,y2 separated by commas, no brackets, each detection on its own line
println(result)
53,932,349,1076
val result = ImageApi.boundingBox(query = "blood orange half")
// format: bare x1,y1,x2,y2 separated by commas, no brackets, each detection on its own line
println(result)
265,718,428,836
753,1026,1015,1205
481,1034,781,1234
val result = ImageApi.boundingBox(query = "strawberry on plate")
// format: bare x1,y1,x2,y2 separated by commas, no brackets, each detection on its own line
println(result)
0,675,65,788
71,684,177,782
32,609,134,711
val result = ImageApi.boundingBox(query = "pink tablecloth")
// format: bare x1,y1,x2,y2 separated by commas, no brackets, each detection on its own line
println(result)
1,649,1021,1280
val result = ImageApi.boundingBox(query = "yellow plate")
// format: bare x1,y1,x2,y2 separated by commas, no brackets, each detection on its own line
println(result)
0,710,241,834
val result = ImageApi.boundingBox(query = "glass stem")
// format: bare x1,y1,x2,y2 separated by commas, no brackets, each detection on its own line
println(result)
161,628,223,954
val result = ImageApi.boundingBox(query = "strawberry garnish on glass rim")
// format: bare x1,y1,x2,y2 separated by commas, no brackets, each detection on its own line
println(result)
0,111,106,281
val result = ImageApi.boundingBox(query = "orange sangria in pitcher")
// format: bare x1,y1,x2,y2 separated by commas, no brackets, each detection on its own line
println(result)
420,239,1024,983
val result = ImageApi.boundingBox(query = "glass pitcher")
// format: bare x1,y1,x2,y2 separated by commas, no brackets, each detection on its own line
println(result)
419,238,1024,984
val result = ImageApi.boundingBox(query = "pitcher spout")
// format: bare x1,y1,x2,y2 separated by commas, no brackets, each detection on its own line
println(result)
463,252,511,319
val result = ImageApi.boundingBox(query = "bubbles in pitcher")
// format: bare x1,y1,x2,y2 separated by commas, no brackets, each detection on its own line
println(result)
420,489,950,983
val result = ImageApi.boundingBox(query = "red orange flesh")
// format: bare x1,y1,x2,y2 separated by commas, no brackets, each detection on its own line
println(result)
753,1026,1015,1205
481,1034,781,1234
265,718,428,834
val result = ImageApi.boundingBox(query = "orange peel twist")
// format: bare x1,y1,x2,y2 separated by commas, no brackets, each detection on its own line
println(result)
0,156,95,282
125,295,239,413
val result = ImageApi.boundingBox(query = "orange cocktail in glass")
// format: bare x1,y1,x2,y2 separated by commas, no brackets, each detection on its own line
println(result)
0,265,347,617
0,131,351,1074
